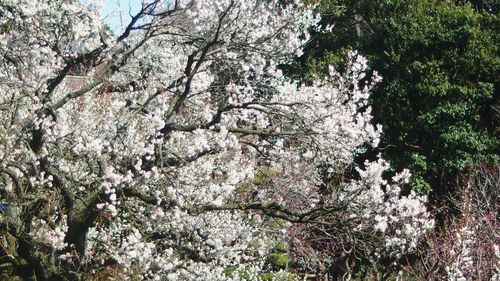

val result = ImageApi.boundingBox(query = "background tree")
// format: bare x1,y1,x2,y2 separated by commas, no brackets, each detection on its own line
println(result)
294,0,499,195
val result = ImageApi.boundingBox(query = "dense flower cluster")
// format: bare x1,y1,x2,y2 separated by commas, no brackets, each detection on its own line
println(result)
445,226,474,281
0,0,433,280
344,159,434,255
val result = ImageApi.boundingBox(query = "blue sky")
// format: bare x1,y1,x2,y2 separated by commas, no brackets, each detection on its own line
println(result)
98,0,142,33
81,0,175,34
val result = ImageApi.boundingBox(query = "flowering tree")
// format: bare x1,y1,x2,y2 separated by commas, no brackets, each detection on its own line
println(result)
405,164,499,281
0,0,433,280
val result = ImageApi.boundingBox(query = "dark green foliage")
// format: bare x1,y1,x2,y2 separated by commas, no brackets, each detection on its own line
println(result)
294,0,499,194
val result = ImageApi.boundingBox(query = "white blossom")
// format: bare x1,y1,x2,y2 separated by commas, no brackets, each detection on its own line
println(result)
0,0,433,279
